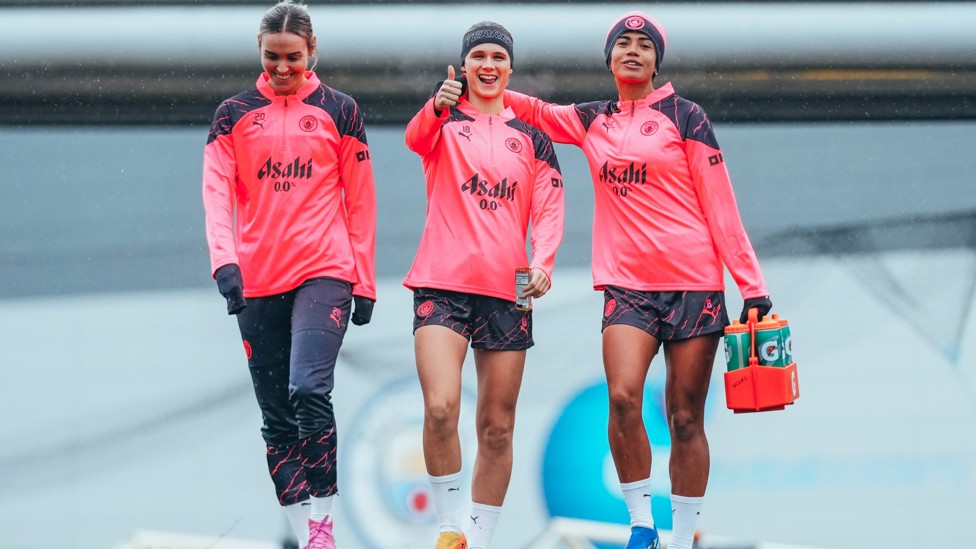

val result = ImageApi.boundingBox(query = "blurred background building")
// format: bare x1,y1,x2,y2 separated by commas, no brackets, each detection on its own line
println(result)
1,1,975,548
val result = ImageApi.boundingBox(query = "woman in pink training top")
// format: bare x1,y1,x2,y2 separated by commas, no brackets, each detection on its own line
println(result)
404,22,564,549
503,12,772,549
201,2,376,548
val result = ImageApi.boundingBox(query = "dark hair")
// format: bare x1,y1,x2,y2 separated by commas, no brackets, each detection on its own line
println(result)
259,1,317,67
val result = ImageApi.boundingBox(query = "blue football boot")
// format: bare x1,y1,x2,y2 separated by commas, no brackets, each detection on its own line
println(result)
625,526,660,549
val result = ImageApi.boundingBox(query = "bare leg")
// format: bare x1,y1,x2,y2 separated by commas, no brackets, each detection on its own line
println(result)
663,333,720,496
469,348,526,505
415,325,469,476
603,324,661,483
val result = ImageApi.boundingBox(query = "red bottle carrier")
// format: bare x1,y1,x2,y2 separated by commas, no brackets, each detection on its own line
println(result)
723,309,800,413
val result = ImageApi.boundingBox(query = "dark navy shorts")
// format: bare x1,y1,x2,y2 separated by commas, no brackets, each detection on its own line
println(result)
601,287,729,341
413,288,534,351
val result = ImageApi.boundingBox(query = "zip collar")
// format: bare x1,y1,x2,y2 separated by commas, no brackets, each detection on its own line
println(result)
616,81,675,111
256,71,321,101
457,97,516,122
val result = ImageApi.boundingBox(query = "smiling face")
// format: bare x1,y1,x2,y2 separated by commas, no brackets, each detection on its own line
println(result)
609,31,657,85
259,31,314,95
462,43,512,101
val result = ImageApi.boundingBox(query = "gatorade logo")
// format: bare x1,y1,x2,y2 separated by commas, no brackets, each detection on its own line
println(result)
724,339,732,363
759,340,780,362
791,370,798,397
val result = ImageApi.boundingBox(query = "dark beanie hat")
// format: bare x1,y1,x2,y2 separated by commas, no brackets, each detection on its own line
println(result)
461,21,514,68
604,11,667,72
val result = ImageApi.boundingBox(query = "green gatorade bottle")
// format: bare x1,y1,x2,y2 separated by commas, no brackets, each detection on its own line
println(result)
723,320,751,371
755,315,786,367
772,313,793,365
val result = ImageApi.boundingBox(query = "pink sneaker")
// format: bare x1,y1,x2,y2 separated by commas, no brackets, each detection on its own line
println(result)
307,517,336,549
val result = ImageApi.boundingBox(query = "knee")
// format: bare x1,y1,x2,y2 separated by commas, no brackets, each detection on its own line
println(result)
290,381,331,409
289,381,333,433
668,407,704,443
477,418,514,455
425,399,460,434
607,387,642,422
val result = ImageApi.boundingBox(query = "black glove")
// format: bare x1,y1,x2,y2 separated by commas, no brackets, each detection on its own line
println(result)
740,296,772,324
351,296,375,326
215,264,247,315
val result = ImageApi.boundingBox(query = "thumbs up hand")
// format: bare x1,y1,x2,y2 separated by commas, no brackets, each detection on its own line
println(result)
434,65,465,112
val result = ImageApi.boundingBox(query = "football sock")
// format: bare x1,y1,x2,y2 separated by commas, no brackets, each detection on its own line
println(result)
669,493,703,549
283,500,311,546
621,477,655,529
309,494,334,523
430,471,464,533
466,501,502,549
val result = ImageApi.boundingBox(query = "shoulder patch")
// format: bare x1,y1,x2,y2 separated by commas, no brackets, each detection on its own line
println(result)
447,108,476,124
207,89,270,144
574,100,616,131
650,94,720,149
305,85,368,145
505,119,561,173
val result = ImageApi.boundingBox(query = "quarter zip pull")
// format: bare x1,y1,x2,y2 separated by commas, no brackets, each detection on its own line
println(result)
489,115,496,167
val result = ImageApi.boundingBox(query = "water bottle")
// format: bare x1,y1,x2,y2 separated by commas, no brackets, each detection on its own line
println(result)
754,315,786,367
772,313,793,365
723,320,751,371
515,267,531,311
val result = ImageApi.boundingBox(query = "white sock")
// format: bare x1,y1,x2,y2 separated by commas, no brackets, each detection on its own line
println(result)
429,472,464,533
309,494,335,523
283,500,311,546
669,493,703,549
620,477,655,529
466,502,502,549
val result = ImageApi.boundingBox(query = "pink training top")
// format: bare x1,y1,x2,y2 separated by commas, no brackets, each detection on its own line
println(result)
504,83,767,298
403,97,565,302
203,72,377,299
